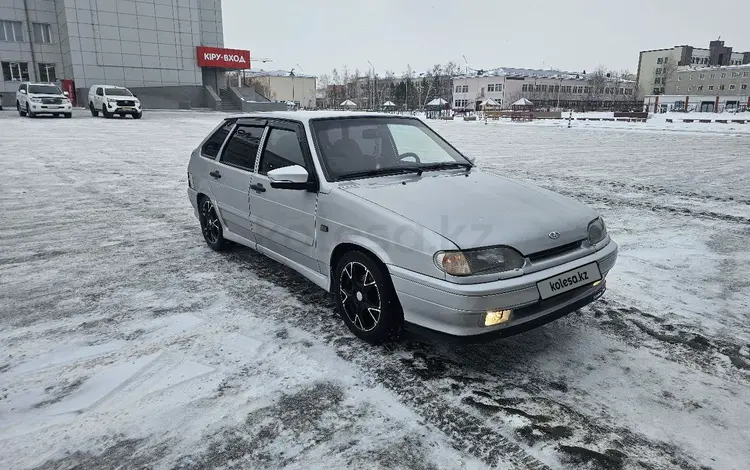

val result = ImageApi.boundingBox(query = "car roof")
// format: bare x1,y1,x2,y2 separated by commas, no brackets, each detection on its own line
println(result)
23,82,58,86
224,110,420,124
91,84,128,89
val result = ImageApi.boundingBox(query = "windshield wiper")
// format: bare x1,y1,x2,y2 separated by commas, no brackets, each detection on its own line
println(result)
338,166,424,181
419,162,473,172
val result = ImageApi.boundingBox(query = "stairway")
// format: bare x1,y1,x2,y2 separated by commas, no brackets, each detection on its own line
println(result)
218,88,241,112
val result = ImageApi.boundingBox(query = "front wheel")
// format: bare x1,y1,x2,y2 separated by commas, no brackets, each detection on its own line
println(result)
133,112,142,119
333,251,402,344
102,104,112,119
17,102,26,116
26,103,35,118
64,113,72,119
199,197,226,251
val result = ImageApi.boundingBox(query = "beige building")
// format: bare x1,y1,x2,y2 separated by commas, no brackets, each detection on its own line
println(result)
243,70,317,108
637,40,749,96
452,67,638,111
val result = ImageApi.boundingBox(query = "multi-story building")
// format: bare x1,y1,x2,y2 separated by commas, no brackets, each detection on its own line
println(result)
643,63,750,113
636,40,750,96
242,69,316,108
452,67,639,111
1,0,248,109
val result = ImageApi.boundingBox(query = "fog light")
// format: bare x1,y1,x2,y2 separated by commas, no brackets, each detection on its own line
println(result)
485,309,512,326
593,280,601,286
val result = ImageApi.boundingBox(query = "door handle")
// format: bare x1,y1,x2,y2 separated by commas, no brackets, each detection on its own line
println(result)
209,170,221,179
249,183,266,193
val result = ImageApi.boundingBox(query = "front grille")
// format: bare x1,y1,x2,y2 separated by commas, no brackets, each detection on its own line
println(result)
42,98,62,104
116,100,135,106
527,240,583,262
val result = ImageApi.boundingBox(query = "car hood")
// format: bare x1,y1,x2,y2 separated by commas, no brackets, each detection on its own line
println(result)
29,94,66,99
339,169,599,254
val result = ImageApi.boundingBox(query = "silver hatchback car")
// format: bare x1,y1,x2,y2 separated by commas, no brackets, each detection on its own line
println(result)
187,112,617,344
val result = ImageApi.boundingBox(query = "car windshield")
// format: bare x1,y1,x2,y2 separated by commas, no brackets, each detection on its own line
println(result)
104,88,132,96
310,117,470,181
28,85,62,94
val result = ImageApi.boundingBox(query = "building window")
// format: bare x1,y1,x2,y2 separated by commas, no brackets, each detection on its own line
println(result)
535,85,542,92
743,72,749,77
687,86,692,92
677,75,681,80
689,74,693,80
455,85,461,92
487,84,494,92
742,84,748,90
710,73,715,79
699,74,705,80
664,57,669,63
1,61,29,81
1,20,23,42
488,84,502,92
720,84,725,90
729,84,736,90
676,86,680,92
697,85,703,91
461,85,468,93
32,23,52,43
656,68,662,75
541,85,548,92
721,72,727,79
653,87,660,94
38,63,56,82
732,72,739,78
657,58,663,64
708,85,714,91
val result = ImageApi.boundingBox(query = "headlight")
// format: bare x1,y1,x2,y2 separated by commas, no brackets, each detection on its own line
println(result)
107,98,118,102
30,97,42,102
435,246,525,276
588,218,607,245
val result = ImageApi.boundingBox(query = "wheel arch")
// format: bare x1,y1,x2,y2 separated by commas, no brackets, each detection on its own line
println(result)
329,240,393,292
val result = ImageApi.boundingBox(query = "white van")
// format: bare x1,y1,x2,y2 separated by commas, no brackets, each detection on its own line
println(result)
88,85,142,119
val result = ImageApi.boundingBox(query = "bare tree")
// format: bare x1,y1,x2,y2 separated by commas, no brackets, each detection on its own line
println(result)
331,69,341,107
245,77,274,101
659,61,678,95
317,74,330,108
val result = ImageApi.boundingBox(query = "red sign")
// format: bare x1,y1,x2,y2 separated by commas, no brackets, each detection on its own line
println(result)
196,47,251,69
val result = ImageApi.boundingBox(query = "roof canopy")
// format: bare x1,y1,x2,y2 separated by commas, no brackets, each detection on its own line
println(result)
481,98,500,106
512,98,534,106
340,99,357,107
382,100,396,107
426,97,448,106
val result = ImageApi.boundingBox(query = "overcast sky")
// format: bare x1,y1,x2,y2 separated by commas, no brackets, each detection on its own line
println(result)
222,0,749,77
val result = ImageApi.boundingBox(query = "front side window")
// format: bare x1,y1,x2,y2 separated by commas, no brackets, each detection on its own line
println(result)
311,117,469,181
2,61,29,81
38,63,56,82
0,20,23,42
219,125,264,170
201,120,235,159
32,23,52,43
96,87,103,96
28,84,60,94
259,128,306,175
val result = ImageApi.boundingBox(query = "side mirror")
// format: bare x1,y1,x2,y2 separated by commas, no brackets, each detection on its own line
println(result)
20,89,27,94
467,156,476,165
63,91,69,97
267,165,315,190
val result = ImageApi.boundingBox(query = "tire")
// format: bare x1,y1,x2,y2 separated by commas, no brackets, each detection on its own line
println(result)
26,103,35,118
17,101,26,116
133,112,142,119
333,251,402,344
198,196,227,251
90,103,98,117
64,113,72,119
102,104,112,119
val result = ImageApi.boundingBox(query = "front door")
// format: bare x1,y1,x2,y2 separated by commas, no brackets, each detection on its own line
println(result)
211,123,265,242
249,121,320,272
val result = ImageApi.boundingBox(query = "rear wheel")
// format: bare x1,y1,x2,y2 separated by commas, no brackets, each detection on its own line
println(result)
333,251,402,344
90,103,99,116
17,101,26,116
198,196,227,251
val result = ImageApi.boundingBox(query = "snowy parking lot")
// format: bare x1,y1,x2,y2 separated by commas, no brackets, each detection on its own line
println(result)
1,109,749,470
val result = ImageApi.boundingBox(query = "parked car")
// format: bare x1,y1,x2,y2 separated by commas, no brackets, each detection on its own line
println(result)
88,85,142,119
16,82,72,118
187,112,618,344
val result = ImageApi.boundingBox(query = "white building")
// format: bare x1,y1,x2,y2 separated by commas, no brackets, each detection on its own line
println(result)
453,67,638,111
243,70,316,108
637,40,749,96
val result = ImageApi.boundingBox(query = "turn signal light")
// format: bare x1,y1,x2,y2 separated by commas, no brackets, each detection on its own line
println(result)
485,309,512,326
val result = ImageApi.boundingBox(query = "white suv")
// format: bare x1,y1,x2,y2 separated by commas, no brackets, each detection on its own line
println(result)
16,83,72,118
88,85,142,119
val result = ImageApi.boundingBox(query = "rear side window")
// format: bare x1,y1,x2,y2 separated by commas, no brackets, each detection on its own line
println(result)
259,128,306,175
201,120,234,159
219,125,265,171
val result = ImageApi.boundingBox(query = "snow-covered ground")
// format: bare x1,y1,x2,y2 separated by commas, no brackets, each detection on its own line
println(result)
1,109,749,470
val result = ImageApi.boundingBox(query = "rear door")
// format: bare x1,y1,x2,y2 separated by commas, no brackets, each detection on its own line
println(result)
248,120,320,272
210,121,266,242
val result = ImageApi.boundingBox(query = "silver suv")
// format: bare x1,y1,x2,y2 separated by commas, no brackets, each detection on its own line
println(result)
187,112,617,344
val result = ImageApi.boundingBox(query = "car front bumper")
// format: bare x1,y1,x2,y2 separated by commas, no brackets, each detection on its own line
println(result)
30,103,72,113
388,239,618,341
106,102,141,114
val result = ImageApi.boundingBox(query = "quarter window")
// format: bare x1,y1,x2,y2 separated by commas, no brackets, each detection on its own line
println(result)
220,125,265,170
259,128,306,175
0,20,23,42
201,121,235,159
